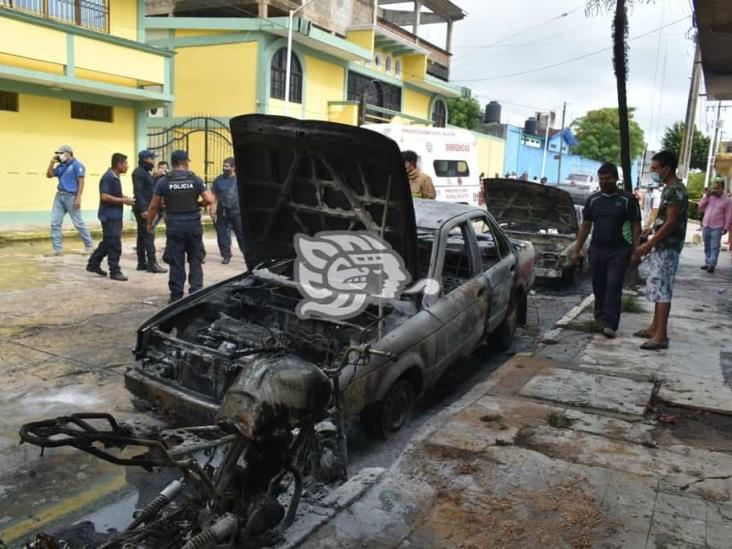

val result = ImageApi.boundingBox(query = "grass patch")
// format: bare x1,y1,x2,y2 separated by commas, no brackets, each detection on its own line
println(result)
547,411,575,429
621,296,644,313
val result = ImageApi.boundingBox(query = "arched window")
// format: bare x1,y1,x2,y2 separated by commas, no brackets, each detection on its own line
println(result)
270,47,303,104
394,59,402,77
385,56,392,73
432,99,447,128
374,54,382,68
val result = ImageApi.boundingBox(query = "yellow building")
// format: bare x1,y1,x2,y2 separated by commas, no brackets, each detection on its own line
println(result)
142,0,471,183
0,0,172,219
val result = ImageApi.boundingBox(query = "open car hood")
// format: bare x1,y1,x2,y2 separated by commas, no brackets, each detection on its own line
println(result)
483,178,579,234
230,115,418,279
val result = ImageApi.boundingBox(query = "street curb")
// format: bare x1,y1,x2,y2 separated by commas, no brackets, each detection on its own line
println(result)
541,293,594,344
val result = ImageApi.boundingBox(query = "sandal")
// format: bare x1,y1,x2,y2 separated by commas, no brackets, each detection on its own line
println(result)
640,340,669,351
634,330,653,339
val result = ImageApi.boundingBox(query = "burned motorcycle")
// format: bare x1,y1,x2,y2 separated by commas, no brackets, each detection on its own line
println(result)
19,345,393,549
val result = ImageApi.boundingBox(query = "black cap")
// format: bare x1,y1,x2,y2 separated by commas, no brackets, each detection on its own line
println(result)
138,149,157,161
171,150,190,163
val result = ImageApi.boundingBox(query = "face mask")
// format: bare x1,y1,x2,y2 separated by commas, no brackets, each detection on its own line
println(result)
58,153,68,163
223,168,233,176
650,172,662,183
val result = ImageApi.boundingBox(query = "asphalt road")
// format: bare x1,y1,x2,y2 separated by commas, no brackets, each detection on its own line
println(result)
0,236,589,547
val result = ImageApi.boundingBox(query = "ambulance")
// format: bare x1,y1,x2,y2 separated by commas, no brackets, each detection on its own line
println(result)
364,124,481,206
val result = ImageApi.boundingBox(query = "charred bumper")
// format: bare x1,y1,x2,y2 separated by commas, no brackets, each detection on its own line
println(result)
125,368,219,425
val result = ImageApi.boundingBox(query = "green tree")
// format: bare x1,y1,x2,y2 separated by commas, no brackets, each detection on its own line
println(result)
572,107,645,164
447,97,481,130
661,122,710,171
587,0,654,191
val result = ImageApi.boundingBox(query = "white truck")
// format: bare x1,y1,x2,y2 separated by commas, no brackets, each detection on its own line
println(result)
364,124,481,206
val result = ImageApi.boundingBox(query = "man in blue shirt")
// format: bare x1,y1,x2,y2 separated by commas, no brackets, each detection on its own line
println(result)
147,150,215,302
86,153,134,281
210,157,245,264
46,144,94,255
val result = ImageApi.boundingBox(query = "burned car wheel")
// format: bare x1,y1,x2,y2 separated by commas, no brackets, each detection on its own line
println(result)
362,379,416,439
492,293,521,351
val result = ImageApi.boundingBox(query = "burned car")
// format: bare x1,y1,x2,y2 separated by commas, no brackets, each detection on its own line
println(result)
19,117,535,548
483,178,587,282
126,116,535,437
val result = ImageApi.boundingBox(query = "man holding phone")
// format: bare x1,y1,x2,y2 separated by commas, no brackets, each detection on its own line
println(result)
698,179,731,274
46,144,94,255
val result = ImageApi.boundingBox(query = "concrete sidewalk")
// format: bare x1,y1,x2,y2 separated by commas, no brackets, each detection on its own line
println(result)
301,245,732,548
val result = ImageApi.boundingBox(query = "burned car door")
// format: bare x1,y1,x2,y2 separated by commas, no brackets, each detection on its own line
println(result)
474,213,514,332
425,219,486,377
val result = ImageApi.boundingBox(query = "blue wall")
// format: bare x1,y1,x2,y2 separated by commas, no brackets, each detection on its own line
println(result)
502,125,638,184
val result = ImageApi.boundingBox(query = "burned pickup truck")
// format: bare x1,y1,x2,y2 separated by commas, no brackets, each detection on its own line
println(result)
484,178,587,282
20,116,534,548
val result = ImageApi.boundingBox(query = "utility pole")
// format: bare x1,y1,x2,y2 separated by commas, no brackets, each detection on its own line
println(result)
540,110,554,179
704,101,723,188
285,0,317,116
556,102,567,184
678,38,702,182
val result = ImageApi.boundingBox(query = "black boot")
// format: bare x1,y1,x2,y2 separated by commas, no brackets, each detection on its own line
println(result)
147,263,167,274
136,263,147,271
110,271,128,281
86,264,107,276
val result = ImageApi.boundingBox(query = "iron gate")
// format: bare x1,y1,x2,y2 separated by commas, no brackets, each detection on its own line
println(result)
147,117,233,186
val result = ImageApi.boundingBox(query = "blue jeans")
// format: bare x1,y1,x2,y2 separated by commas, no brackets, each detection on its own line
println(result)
215,208,245,259
50,191,93,251
703,226,723,269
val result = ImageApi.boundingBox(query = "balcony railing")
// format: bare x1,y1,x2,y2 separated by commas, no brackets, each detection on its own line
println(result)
1,0,109,34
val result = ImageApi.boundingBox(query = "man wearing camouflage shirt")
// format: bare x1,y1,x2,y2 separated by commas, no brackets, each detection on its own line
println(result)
631,151,689,351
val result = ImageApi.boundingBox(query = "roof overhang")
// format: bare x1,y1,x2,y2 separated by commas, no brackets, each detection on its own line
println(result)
378,0,466,22
349,23,431,56
694,0,732,100
267,17,372,62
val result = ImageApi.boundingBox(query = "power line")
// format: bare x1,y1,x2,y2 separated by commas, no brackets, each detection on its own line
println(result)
452,15,690,84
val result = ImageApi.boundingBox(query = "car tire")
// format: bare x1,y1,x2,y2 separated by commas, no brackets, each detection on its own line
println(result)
492,293,519,351
361,379,416,439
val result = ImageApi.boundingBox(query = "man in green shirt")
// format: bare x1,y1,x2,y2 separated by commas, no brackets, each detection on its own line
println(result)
631,150,688,350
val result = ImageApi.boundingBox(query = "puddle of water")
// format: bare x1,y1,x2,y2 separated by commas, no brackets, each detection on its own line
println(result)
20,388,103,415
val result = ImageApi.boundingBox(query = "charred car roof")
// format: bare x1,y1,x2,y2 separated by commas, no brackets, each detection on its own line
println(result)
230,115,418,279
483,178,579,234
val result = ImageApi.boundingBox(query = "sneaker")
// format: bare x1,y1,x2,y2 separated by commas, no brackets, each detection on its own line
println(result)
109,271,128,281
700,265,709,270
86,264,107,276
82,245,94,255
708,267,715,273
45,250,63,257
222,256,231,265
601,326,616,339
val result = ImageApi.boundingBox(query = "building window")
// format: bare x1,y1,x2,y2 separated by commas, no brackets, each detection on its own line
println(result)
270,47,303,104
8,0,109,34
347,71,402,116
385,56,392,73
71,101,113,122
374,54,382,68
432,99,447,128
394,59,402,77
0,91,19,112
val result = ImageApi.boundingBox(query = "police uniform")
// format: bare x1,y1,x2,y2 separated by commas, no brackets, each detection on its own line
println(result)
211,172,245,261
153,168,207,301
132,151,164,272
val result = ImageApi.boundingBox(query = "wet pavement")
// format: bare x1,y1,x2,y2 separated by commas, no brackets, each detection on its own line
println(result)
0,236,588,547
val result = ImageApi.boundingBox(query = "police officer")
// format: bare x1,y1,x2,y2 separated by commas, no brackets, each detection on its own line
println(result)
86,153,133,281
147,150,215,303
132,150,166,273
209,157,245,264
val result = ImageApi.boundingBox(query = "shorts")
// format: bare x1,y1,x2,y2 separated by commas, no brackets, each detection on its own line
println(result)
645,248,680,303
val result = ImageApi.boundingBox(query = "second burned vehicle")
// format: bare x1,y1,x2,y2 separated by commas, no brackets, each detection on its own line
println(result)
126,116,535,438
483,178,588,282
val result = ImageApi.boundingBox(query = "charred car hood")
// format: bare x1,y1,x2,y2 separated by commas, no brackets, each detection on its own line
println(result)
230,115,418,279
483,178,579,234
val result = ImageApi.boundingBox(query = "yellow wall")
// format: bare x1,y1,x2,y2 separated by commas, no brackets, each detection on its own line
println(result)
0,53,65,75
0,17,67,65
0,93,136,212
304,55,345,121
173,42,258,117
474,132,506,179
402,88,430,120
75,36,165,84
346,30,374,54
328,102,359,125
109,0,138,41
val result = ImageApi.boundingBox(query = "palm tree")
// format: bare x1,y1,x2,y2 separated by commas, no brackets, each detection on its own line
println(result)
587,0,652,192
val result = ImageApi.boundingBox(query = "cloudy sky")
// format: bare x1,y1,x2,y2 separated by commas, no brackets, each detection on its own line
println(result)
413,0,726,149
